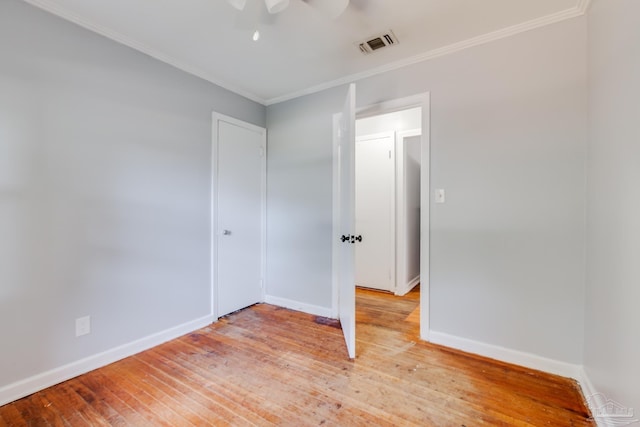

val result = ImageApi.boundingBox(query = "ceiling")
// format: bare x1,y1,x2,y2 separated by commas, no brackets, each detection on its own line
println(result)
23,0,587,105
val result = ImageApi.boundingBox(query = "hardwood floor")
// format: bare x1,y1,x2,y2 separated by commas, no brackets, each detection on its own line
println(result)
1,287,594,426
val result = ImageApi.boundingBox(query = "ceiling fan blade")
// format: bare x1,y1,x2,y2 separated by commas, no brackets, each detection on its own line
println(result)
233,0,260,30
265,0,290,14
304,0,349,19
226,0,247,11
233,0,280,30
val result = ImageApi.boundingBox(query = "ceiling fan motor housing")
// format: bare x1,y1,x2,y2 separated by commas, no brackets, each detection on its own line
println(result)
265,0,290,14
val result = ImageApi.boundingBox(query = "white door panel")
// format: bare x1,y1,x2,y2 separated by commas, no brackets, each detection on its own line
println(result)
214,116,265,317
355,134,394,292
337,84,356,359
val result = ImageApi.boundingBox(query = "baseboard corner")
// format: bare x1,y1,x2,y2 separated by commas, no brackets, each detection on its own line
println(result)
264,295,334,319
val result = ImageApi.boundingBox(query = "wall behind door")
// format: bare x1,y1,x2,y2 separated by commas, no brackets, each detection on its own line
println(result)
266,16,586,365
401,135,422,295
356,108,421,136
0,0,264,396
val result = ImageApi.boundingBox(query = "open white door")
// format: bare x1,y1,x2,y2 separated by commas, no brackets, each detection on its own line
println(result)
337,84,356,359
333,93,430,346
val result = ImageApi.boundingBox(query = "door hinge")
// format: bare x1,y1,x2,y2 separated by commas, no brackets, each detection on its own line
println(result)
389,150,392,159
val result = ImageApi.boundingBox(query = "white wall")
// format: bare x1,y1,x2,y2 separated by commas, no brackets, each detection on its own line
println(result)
0,0,264,396
404,135,421,288
584,0,640,415
266,17,587,364
356,108,421,137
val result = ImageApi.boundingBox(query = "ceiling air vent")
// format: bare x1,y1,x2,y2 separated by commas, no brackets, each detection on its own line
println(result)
358,31,399,55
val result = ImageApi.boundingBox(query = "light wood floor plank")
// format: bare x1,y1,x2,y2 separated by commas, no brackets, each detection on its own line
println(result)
0,286,594,426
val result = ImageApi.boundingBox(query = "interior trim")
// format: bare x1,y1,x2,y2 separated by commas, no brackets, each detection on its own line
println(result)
265,3,590,105
21,0,267,105
22,0,589,107
0,314,214,407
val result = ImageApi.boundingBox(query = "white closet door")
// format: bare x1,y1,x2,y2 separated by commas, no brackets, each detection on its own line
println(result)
355,133,395,292
214,115,265,317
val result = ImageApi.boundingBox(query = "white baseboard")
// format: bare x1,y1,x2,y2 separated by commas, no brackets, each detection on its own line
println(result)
395,275,420,296
429,330,583,380
264,295,334,318
407,275,420,289
576,368,630,427
0,314,214,407
428,333,606,424
577,367,603,426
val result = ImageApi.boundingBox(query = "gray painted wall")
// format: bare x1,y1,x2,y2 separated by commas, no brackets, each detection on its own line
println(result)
2,0,612,399
0,0,264,388
267,17,587,363
405,135,421,286
585,0,640,414
355,108,421,136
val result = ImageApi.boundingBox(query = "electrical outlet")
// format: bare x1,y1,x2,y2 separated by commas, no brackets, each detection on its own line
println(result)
75,316,91,337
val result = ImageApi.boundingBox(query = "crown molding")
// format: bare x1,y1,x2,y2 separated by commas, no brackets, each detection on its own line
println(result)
22,0,589,107
265,2,588,105
577,0,592,14
20,0,268,105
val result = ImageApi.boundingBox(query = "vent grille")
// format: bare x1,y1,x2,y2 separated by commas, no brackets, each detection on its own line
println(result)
358,31,398,55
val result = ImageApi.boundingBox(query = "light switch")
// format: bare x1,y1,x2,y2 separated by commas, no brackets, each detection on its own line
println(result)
435,189,446,204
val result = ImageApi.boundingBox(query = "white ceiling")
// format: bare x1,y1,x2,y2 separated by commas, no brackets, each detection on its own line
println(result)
23,0,587,105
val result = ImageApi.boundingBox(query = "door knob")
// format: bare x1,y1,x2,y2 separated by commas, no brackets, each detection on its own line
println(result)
340,235,350,242
223,230,232,236
351,235,362,243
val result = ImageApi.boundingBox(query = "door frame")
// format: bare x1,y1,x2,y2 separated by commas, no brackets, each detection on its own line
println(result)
211,112,267,320
332,92,431,340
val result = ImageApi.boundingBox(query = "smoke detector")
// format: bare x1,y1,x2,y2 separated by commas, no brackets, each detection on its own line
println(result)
358,31,399,55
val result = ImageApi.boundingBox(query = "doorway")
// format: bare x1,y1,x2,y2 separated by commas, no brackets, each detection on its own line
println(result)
332,91,431,357
354,132,396,292
211,113,267,319
354,109,422,296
